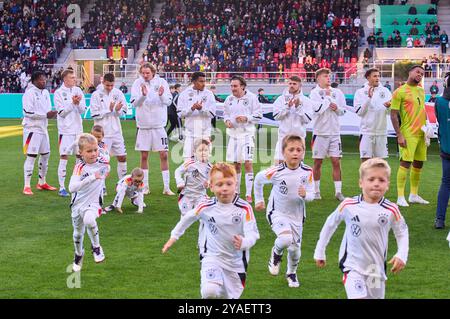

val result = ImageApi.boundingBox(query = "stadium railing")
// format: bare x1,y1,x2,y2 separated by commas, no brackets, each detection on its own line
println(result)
102,64,359,84
358,61,450,80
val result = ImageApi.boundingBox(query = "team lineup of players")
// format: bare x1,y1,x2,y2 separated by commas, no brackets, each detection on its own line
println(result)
22,63,437,299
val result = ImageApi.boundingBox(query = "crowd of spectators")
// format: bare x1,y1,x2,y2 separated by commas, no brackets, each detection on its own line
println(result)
71,0,153,52
141,0,362,77
370,1,448,54
0,0,87,93
422,54,450,78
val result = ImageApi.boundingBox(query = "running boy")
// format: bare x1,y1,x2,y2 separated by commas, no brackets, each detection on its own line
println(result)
69,133,110,272
254,135,314,288
162,163,260,299
314,158,409,299
175,139,212,215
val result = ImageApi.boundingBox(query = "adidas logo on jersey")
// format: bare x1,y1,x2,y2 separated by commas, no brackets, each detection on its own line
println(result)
351,215,360,223
208,217,216,223
279,180,288,195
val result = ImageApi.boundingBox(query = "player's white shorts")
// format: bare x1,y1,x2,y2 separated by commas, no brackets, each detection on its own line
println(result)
178,194,208,215
226,135,254,162
183,134,211,159
274,139,284,161
135,128,168,152
311,135,342,159
71,206,102,228
200,261,246,299
359,135,388,159
104,135,127,157
23,129,50,155
343,270,385,299
58,134,78,156
267,213,304,246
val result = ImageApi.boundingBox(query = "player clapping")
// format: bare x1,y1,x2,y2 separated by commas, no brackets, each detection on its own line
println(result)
54,69,87,197
273,76,314,164
353,68,392,161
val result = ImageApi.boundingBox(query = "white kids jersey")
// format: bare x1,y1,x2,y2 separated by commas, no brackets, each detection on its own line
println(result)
254,162,315,223
175,159,212,199
54,84,86,135
177,86,216,136
171,196,260,273
314,195,409,280
90,87,128,137
273,89,314,139
223,90,262,138
22,84,52,134
309,85,346,136
115,174,145,198
131,75,172,129
353,84,392,136
69,157,110,215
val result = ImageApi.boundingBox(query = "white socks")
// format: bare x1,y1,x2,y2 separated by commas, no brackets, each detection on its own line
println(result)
334,181,342,194
236,172,242,194
314,180,320,193
58,159,68,189
73,227,85,256
162,170,170,190
86,225,100,248
143,169,149,188
24,156,36,187
287,245,301,274
245,172,253,197
117,161,127,180
38,153,50,185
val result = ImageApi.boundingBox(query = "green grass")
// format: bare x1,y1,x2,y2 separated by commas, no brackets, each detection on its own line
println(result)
0,118,449,299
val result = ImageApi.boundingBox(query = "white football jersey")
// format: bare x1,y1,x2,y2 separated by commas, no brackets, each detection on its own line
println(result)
223,90,262,137
22,84,52,134
54,84,86,135
254,162,315,223
273,89,314,139
131,75,172,129
314,195,409,280
309,85,346,136
115,174,145,198
177,86,216,136
175,159,212,199
353,84,392,136
90,87,128,137
170,196,260,273
69,157,110,215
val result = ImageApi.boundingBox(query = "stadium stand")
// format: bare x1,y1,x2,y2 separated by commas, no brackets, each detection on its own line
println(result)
71,0,153,52
374,3,440,47
0,0,89,93
142,0,362,81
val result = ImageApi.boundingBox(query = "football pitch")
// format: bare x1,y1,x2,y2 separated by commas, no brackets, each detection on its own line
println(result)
0,118,449,299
